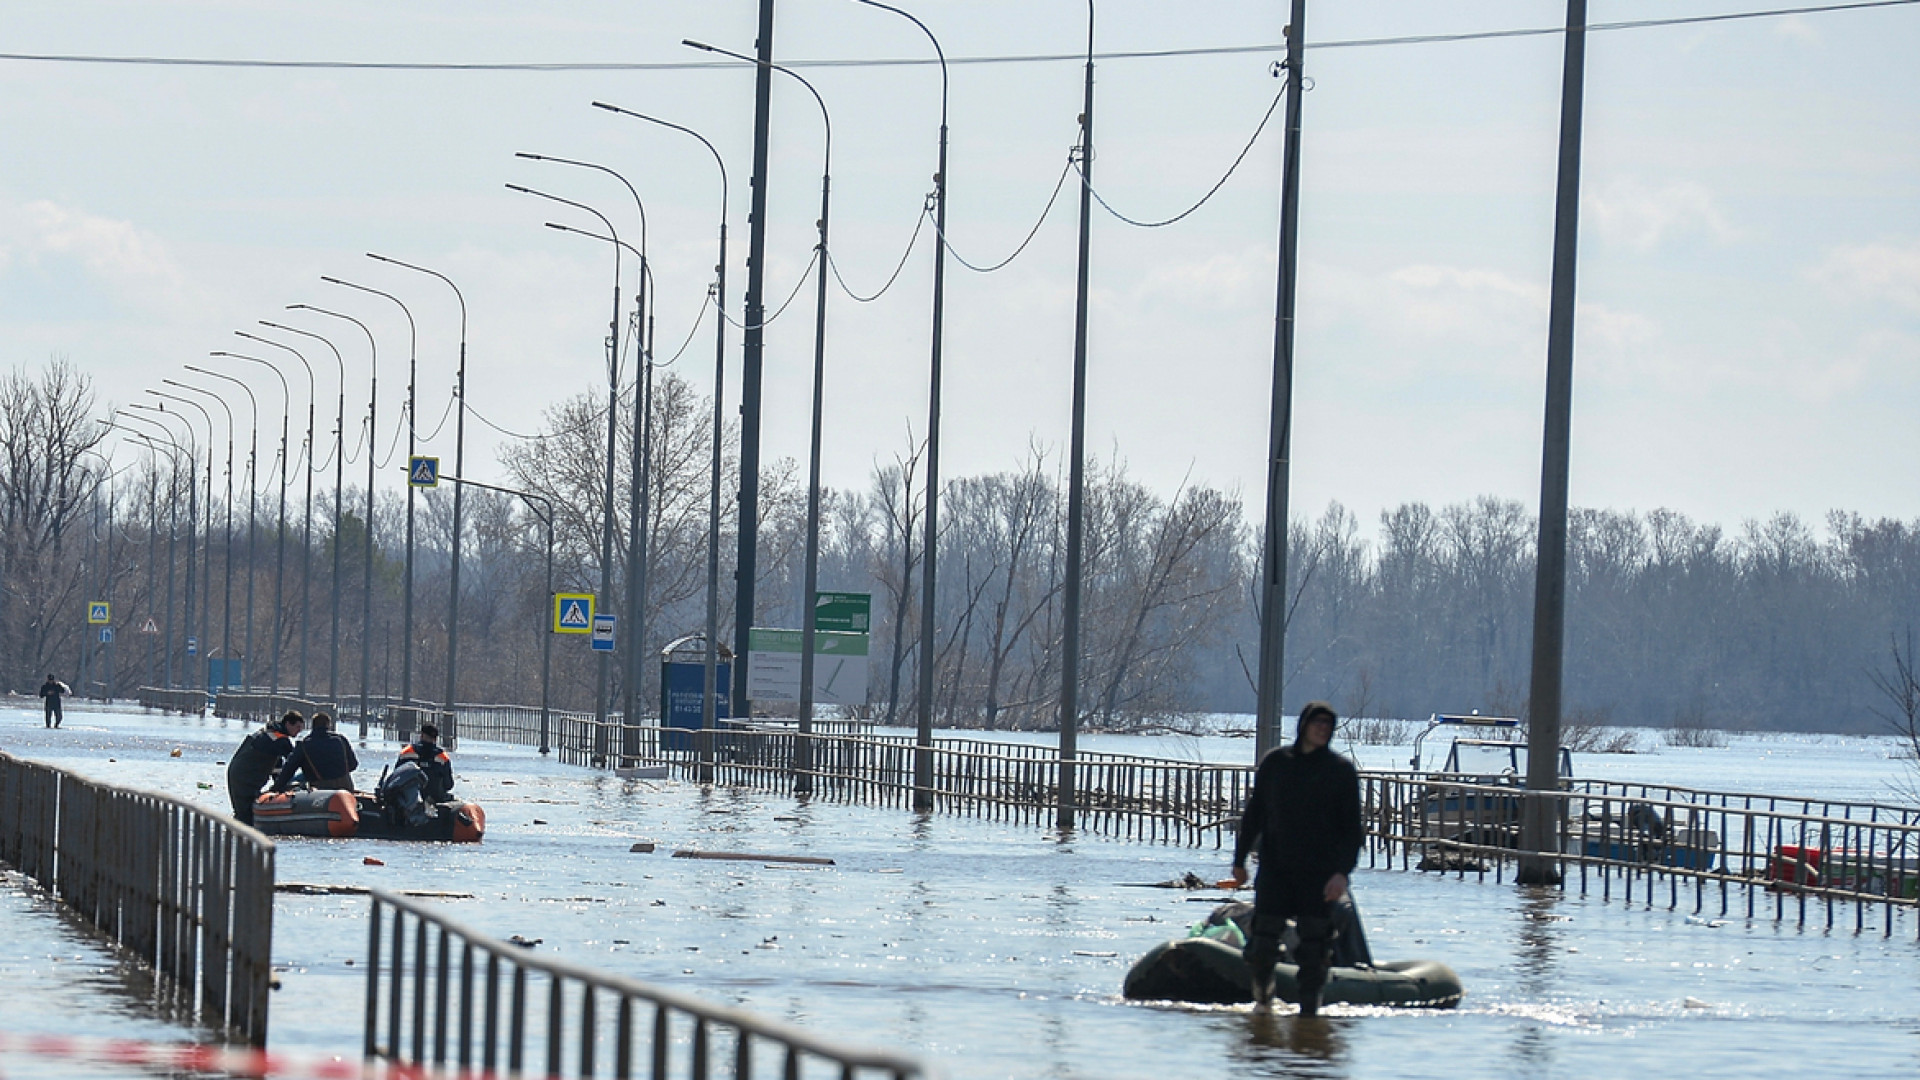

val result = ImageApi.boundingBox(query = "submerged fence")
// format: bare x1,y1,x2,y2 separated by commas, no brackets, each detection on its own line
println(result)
0,751,276,1044
365,889,933,1080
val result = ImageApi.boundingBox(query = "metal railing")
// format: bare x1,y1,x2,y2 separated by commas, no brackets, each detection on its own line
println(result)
0,751,276,1044
137,685,209,715
1360,772,1920,937
365,889,933,1080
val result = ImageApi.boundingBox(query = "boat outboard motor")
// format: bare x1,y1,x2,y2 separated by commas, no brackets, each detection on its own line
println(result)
379,761,431,829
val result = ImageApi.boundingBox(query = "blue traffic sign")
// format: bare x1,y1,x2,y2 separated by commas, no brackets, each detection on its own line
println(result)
98,627,114,644
591,614,617,652
553,592,594,634
408,455,440,488
88,601,111,624
186,636,198,657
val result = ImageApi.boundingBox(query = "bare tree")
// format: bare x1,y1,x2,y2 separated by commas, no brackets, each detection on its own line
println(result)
1869,628,1920,804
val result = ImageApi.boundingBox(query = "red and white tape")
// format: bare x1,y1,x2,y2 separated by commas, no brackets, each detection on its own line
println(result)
0,1031,484,1080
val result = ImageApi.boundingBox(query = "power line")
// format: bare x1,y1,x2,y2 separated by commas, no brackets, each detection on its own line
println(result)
2,2,1912,74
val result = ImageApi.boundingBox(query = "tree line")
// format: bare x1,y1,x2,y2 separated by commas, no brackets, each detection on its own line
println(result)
4,358,1915,735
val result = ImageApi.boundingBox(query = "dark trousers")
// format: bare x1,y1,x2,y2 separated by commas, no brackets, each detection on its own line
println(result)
44,699,61,727
227,774,262,825
1245,873,1338,1009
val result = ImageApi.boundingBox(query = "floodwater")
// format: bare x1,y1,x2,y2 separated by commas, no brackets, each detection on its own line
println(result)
3,704,1917,1079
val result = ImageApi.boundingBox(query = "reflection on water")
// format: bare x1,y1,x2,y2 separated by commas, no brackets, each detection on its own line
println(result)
1239,1013,1349,1078
1507,886,1564,1075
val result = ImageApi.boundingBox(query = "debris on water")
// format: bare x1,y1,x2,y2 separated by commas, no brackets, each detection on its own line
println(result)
1685,915,1726,928
1684,996,1712,1009
613,939,630,945
758,936,780,949
508,935,541,949
630,842,656,853
363,857,384,866
196,782,213,790
1072,950,1118,958
532,819,548,825
170,749,183,757
501,779,517,785
673,850,834,866
1121,872,1214,889
875,868,904,874
1418,852,1492,873
651,899,666,906
774,816,802,822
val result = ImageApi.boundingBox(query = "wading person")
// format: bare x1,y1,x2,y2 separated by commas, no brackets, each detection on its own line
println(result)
1229,701,1362,1016
273,712,359,792
395,722,455,802
38,674,70,728
226,711,305,825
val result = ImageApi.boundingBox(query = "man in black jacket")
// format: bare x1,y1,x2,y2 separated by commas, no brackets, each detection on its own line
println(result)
273,712,359,791
395,723,455,802
226,711,305,824
1230,701,1362,1015
39,674,70,728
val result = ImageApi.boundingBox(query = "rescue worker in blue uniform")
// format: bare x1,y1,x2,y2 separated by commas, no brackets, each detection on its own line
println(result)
395,723,455,802
1230,701,1363,1016
226,711,306,825
273,712,359,791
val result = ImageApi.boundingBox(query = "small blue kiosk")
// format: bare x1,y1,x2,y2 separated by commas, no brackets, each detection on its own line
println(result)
659,634,731,751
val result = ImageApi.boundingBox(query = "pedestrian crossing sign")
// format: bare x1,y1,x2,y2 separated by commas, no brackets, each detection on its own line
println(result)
88,601,110,625
408,456,440,488
553,592,595,634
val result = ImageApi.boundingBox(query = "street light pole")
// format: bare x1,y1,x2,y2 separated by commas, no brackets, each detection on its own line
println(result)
594,100,729,783
440,474,555,756
367,254,469,732
288,304,379,736
322,277,419,711
118,414,189,689
259,321,345,706
684,39,835,797
516,153,651,766
148,391,217,690
165,380,236,685
236,332,316,696
127,404,198,689
850,0,949,810
1057,0,1097,830
507,181,626,761
212,352,292,697
187,365,261,688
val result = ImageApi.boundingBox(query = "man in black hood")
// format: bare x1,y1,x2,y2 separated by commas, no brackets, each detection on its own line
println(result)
1229,701,1363,1015
226,711,305,825
38,674,70,728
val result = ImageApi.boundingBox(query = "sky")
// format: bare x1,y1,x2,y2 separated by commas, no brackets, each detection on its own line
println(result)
2,0,1917,539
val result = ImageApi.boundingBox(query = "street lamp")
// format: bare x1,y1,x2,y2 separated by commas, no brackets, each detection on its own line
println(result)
162,380,237,683
236,331,317,696
438,473,556,755
684,39,835,796
517,152,652,766
143,391,217,688
287,303,379,736
119,410,194,688
851,0,951,810
367,254,470,733
211,351,292,697
186,364,261,685
259,321,347,707
506,179,627,758
322,276,421,712
594,99,729,782
115,419,186,687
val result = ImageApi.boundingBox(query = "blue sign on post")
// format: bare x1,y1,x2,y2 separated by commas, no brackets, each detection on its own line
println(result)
591,614,617,652
408,455,440,488
660,636,730,752
99,627,114,644
186,636,198,657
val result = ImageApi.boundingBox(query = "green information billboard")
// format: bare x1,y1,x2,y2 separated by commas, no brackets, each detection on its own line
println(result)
813,591,871,633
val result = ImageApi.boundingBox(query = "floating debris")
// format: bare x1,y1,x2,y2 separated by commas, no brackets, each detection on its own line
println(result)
630,842,656,853
508,935,542,949
170,749,183,758
1072,950,1119,958
1683,996,1712,1009
673,850,834,866
363,857,384,867
277,882,474,898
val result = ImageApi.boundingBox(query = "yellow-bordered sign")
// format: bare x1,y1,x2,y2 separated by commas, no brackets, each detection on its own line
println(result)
552,592,595,634
88,601,111,625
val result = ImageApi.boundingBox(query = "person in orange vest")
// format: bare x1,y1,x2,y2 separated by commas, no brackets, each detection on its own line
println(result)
226,711,306,825
395,723,455,802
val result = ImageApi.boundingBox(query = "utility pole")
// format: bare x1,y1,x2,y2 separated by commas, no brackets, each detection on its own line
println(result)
733,0,777,720
1520,0,1590,886
1057,2,1096,831
1256,0,1309,762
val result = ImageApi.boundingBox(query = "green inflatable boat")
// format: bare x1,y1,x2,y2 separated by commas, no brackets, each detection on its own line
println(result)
1122,901,1463,1009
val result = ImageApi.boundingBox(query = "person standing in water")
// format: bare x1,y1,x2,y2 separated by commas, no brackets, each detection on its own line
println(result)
38,674,70,728
1230,701,1363,1016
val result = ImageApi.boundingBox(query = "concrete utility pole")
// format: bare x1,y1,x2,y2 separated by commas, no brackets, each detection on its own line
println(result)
1520,0,1590,885
1057,0,1096,830
1255,0,1309,763
732,0,777,720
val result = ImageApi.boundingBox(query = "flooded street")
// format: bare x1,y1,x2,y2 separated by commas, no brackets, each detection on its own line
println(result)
5,704,1918,1078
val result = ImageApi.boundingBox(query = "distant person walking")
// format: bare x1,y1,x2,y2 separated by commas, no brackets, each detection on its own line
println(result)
38,674,70,728
273,712,359,792
1230,701,1363,1016
226,711,305,825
